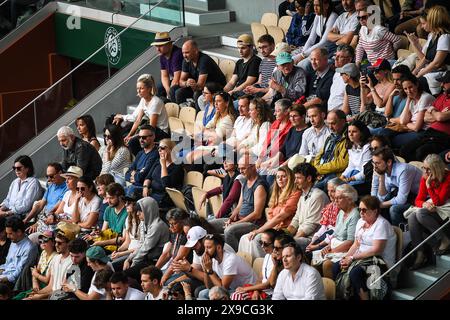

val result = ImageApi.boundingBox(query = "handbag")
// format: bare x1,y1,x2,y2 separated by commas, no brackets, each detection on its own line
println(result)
385,121,411,133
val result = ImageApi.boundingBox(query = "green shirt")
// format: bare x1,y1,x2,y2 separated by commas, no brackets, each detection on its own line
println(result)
333,207,360,242
103,206,128,234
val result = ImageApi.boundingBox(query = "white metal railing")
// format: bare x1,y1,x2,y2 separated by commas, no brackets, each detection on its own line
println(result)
0,0,166,130
370,218,450,289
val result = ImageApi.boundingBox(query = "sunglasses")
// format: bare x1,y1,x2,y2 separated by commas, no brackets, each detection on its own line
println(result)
359,207,369,213
12,166,23,171
358,15,368,20
158,146,167,151
76,187,86,192
258,240,273,248
205,234,215,240
46,174,55,180
104,134,112,139
139,135,152,140
273,246,284,252
39,238,52,244
369,147,377,152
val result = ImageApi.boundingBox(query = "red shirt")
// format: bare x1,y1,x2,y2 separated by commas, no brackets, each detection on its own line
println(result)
430,94,450,136
260,119,292,158
415,171,450,207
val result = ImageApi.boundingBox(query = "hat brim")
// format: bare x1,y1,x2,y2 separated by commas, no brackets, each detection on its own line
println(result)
184,239,198,248
276,58,293,65
151,40,172,46
60,173,81,179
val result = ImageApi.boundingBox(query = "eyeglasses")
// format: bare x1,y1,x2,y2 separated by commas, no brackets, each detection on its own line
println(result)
12,166,23,171
39,238,51,244
359,207,369,213
357,15,368,20
76,187,86,192
258,240,273,248
273,246,284,252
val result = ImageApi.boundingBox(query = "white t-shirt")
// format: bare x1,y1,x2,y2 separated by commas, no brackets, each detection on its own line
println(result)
114,287,145,300
328,71,346,110
124,97,169,133
78,195,102,224
124,219,141,251
192,243,235,265
261,253,274,295
332,11,358,34
88,271,106,300
212,250,257,291
61,191,76,219
50,254,73,291
408,92,435,126
355,215,397,268
232,116,254,141
145,290,164,300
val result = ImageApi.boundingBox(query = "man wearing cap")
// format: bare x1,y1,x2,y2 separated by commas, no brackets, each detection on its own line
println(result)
335,62,362,116
57,126,102,181
23,162,68,227
24,225,75,299
223,34,261,100
243,34,276,97
175,40,226,105
151,32,183,101
262,51,307,104
328,44,355,111
304,48,335,109
0,217,38,288
400,71,450,161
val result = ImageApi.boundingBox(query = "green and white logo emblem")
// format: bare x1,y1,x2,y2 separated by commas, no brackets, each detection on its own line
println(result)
104,27,121,65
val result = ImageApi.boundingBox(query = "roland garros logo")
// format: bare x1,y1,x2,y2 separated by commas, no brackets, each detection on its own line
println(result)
104,27,122,65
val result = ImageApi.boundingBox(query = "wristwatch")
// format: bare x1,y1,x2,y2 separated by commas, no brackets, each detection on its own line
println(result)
206,270,214,275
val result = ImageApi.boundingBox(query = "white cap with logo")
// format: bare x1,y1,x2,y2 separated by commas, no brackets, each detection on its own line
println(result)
185,226,207,248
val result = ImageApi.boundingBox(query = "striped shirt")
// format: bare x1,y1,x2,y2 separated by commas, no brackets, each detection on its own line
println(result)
355,25,402,64
345,84,361,115
259,57,276,88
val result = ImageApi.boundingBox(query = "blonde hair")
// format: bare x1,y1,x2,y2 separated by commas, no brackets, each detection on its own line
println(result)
269,166,298,208
137,73,156,96
424,154,448,184
159,138,176,150
426,6,450,35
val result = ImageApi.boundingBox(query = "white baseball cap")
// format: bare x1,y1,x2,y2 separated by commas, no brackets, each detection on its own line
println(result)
185,226,207,248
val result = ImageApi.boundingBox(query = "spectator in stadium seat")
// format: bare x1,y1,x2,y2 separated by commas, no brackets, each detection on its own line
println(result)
371,147,422,226
76,115,100,152
0,217,38,289
337,63,363,117
57,126,102,181
151,32,183,101
262,52,308,104
412,5,450,95
0,155,42,220
142,139,184,208
223,34,261,101
303,48,335,109
115,74,169,155
327,0,358,47
298,105,331,158
22,162,67,226
100,124,132,186
197,233,257,300
243,34,276,97
279,0,296,17
210,153,269,252
293,0,338,69
225,95,254,149
94,174,115,229
140,265,164,300
124,125,159,199
285,0,315,50
239,166,301,259
328,44,355,111
272,242,325,300
197,82,221,118
109,271,145,300
383,65,411,122
174,40,226,105
355,7,402,67
407,154,450,270
71,177,101,234
400,71,450,161
122,197,169,282
287,163,330,248
312,109,349,190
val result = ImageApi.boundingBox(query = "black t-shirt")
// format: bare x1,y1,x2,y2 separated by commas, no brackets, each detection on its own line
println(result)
233,55,262,87
280,127,307,160
182,52,226,86
307,68,335,104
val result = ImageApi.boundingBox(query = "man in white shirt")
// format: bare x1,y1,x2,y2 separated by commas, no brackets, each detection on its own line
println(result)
327,0,359,46
226,95,253,146
298,105,331,158
272,243,325,300
328,44,355,110
287,163,330,249
110,271,145,300
197,234,256,300
140,266,164,300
